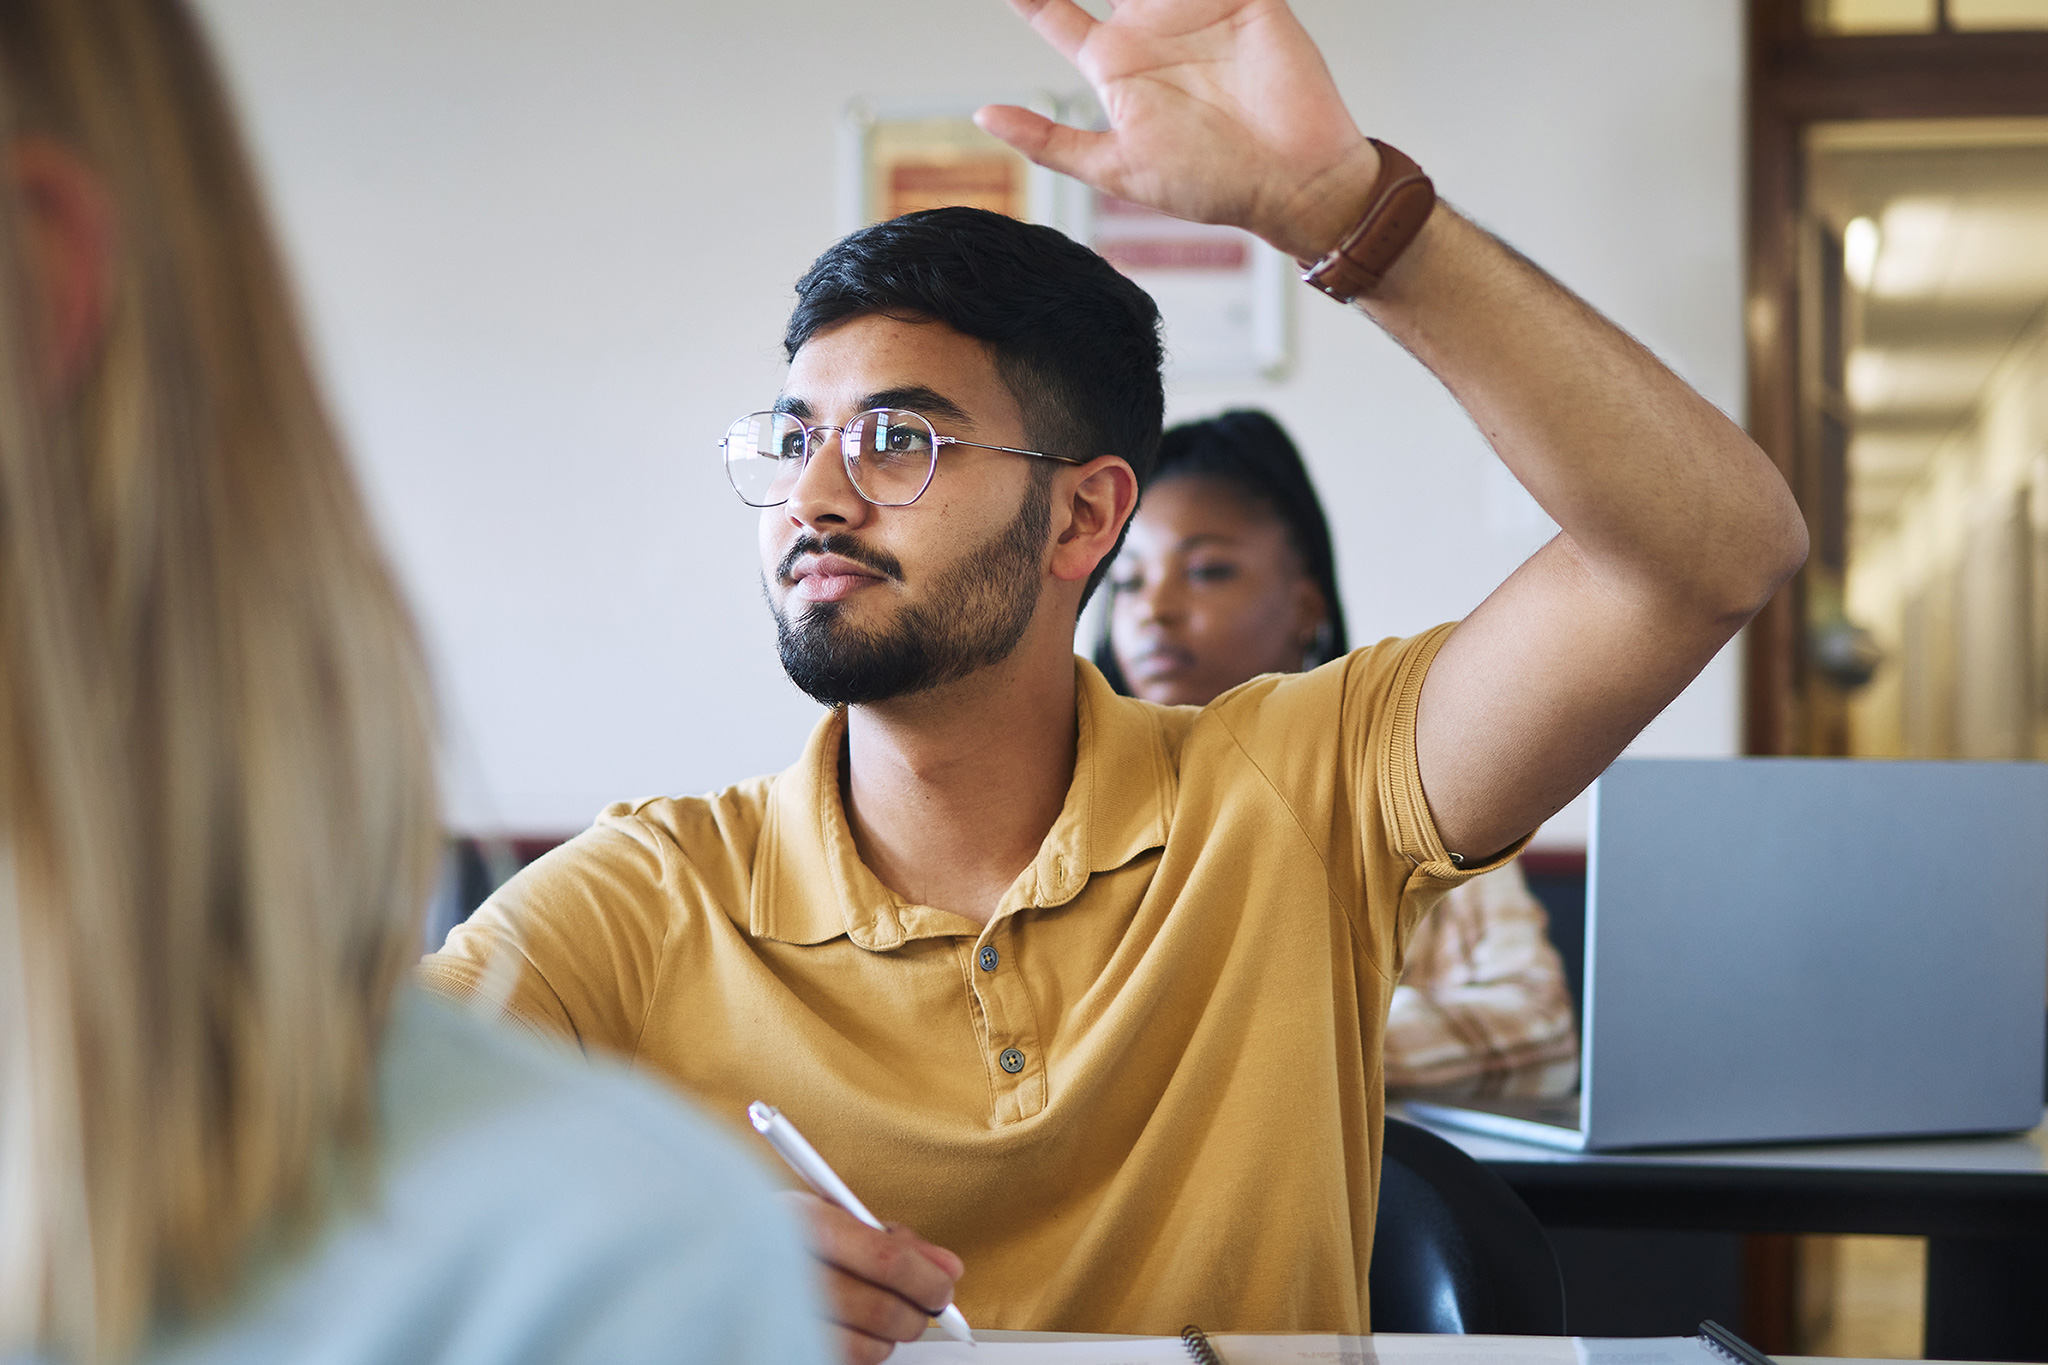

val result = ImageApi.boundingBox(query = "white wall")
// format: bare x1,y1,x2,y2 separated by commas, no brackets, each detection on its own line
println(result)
191,0,1746,845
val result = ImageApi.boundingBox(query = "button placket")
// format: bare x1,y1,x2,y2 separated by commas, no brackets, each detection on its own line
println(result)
969,922,1046,1124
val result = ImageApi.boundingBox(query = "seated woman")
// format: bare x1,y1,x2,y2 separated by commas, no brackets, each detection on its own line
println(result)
0,2,824,1361
1099,410,1578,1098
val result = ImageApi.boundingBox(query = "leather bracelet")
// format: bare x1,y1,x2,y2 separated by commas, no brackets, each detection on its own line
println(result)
1298,138,1436,304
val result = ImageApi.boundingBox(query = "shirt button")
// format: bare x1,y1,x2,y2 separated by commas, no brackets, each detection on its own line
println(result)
978,945,999,972
999,1048,1026,1074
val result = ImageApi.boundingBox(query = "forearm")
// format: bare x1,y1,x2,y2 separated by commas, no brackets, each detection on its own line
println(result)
1337,198,1804,854
988,0,1803,613
1353,205,1805,619
991,0,1809,855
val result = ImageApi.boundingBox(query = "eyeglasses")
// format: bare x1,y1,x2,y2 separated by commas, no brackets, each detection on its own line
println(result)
721,407,1086,509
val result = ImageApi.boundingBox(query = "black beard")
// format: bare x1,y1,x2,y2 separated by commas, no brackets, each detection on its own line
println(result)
771,476,1052,707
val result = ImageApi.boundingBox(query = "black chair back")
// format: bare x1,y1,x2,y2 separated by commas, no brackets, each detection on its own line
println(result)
1369,1116,1567,1333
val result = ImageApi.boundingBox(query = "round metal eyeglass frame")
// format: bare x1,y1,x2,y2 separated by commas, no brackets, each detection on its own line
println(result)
721,407,1087,509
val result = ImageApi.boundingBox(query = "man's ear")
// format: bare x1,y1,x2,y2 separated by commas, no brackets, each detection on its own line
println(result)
8,135,114,397
1049,455,1139,586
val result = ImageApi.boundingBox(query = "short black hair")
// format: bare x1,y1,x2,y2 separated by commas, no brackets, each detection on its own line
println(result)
784,207,1165,605
1094,409,1350,695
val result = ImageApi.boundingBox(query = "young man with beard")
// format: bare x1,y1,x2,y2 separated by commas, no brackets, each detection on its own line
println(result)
422,1,1808,1360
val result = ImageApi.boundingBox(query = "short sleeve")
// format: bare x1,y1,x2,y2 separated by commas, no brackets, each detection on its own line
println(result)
1204,624,1531,981
419,809,676,1059
1364,625,1532,961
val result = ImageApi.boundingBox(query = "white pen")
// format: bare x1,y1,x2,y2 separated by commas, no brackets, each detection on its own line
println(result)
748,1101,977,1347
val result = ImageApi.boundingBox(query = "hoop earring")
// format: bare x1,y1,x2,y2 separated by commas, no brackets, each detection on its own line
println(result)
1301,620,1336,672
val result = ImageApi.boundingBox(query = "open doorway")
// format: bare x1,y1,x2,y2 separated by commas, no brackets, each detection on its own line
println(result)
1742,5,2048,1355
1744,1,2048,759
1806,119,2048,758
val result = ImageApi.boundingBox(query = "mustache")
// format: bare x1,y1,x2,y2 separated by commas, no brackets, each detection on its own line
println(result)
777,533,905,585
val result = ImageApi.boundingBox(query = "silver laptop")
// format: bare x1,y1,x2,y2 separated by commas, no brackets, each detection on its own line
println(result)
1407,757,2048,1151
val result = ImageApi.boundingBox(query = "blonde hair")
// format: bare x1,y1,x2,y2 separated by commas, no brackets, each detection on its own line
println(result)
0,1,441,1359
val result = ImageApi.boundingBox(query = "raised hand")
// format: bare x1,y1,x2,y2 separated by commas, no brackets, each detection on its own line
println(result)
976,0,1380,261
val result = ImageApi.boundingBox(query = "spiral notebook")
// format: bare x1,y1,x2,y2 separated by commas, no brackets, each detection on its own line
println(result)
896,1321,1774,1365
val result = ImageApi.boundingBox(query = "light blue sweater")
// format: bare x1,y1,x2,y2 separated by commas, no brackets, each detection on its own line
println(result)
37,988,829,1364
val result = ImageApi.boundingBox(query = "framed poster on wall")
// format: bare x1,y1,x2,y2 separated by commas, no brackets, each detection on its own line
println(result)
838,96,1077,235
1081,190,1289,382
837,96,1288,383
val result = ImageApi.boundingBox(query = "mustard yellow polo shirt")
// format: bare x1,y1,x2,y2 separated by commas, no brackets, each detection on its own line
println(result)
419,625,1515,1336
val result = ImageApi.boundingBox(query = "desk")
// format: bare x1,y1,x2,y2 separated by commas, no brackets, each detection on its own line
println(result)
938,1333,2015,1365
1400,1107,2048,1362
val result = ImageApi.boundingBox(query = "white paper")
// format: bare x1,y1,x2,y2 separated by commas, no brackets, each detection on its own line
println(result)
893,1335,1724,1365
893,1342,1186,1364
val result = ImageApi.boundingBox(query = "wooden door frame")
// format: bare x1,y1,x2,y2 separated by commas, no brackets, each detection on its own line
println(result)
1742,4,2048,754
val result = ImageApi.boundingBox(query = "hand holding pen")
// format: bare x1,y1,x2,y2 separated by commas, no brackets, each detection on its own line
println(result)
751,1103,975,1362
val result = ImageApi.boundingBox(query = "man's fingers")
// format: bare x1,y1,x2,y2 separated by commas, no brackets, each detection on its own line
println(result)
975,106,1117,188
999,0,1098,61
903,1229,965,1282
805,1213,958,1314
832,1324,897,1365
820,1263,933,1342
792,1195,962,1318
972,104,1056,158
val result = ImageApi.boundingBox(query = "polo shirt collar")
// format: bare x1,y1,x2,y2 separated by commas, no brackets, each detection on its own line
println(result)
748,657,1176,951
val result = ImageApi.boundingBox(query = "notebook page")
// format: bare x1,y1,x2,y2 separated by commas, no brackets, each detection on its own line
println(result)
1212,1337,1570,1365
895,1335,1725,1365
1212,1337,1722,1365
894,1341,1188,1363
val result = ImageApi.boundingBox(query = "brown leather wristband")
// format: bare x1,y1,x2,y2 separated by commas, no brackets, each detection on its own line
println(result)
1298,139,1436,303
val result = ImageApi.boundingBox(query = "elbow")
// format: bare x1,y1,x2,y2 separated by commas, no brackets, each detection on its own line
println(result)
1718,492,1809,625
1777,510,1811,586
1758,490,1810,606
